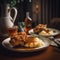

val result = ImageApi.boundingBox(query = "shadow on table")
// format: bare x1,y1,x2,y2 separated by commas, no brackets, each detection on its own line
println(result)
0,44,48,58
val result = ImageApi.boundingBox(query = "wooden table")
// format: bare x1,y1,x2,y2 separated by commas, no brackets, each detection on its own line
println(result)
0,34,60,60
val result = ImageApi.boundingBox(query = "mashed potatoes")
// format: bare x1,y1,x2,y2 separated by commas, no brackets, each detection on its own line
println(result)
39,30,54,36
25,37,44,48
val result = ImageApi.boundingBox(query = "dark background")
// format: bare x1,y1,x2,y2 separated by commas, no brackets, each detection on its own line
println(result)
0,0,60,29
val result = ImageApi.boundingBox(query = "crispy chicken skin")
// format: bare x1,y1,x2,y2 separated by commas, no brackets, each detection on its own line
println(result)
10,32,27,46
34,24,47,33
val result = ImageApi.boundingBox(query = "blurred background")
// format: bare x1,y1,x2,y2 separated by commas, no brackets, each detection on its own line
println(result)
0,0,60,30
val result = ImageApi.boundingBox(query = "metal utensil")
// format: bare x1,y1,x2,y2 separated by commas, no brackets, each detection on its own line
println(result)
49,36,60,48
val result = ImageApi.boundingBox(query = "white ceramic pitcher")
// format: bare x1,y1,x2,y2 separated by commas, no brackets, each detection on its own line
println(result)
0,4,17,34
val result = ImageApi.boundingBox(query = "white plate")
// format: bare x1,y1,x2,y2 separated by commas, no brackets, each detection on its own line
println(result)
29,28,60,37
2,36,50,52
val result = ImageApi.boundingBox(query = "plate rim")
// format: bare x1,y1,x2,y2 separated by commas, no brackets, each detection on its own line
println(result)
2,37,50,52
29,28,60,37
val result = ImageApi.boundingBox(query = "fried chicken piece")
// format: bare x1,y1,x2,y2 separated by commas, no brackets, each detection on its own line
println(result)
10,32,27,47
18,32,27,41
33,24,47,33
34,28,44,34
10,36,21,46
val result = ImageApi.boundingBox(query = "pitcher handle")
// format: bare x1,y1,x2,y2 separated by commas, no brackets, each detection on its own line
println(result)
10,7,17,23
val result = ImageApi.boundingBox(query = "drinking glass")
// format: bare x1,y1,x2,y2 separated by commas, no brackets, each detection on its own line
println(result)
7,26,18,37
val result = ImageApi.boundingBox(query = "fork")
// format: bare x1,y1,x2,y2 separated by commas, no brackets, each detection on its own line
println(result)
49,36,60,48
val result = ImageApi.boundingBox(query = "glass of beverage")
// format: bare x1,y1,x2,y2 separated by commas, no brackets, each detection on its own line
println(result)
7,26,18,37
